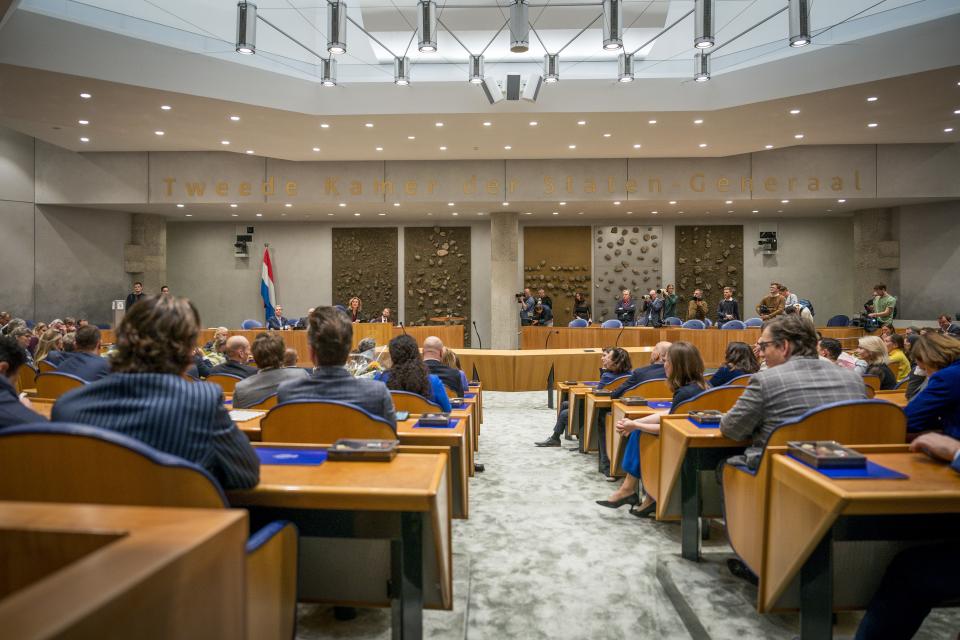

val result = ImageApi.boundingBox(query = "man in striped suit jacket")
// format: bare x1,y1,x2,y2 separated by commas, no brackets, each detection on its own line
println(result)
54,295,259,490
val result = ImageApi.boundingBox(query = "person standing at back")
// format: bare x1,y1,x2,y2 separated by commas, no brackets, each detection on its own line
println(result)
125,282,145,311
57,325,111,382
615,289,637,325
687,289,708,322
662,284,678,320
716,286,740,326
867,283,897,328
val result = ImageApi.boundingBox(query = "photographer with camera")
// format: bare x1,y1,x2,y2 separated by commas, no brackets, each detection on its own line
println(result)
518,287,536,326
531,303,554,326
756,282,786,321
867,283,897,329
615,289,637,325
663,284,678,319
536,287,553,312
640,289,665,328
687,288,708,321
716,286,740,327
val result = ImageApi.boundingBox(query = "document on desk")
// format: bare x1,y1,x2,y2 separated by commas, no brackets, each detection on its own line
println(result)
229,409,266,422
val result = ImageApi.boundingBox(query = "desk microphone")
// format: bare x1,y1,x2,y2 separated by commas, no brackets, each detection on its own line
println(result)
615,325,626,347
472,321,482,349
544,329,559,349
399,321,408,335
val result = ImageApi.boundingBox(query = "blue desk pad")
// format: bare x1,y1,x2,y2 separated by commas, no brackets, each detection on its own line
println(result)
688,417,721,429
788,454,908,480
413,419,460,429
647,401,673,410
256,447,328,466
463,392,477,399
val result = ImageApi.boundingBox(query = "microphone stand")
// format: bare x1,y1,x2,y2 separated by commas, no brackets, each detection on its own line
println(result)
615,325,626,347
545,329,558,408
398,321,408,336
471,321,482,382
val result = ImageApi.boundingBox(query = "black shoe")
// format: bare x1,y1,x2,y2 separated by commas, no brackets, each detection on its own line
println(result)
564,434,575,441
535,437,562,447
726,558,758,586
474,462,485,472
334,606,358,621
595,494,639,509
629,500,656,518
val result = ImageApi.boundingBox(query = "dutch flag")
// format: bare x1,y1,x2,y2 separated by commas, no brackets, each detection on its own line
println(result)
261,246,277,321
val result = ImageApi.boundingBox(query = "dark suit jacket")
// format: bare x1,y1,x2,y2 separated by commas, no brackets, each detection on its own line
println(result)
56,351,111,382
44,350,69,367
52,373,259,489
0,375,45,428
125,292,144,310
277,366,396,428
611,363,666,399
208,360,258,379
266,315,294,330
424,359,464,396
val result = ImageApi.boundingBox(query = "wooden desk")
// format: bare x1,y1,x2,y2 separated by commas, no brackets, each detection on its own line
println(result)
764,451,960,639
0,502,246,639
468,383,483,425
397,416,470,519
875,390,908,408
229,451,451,639
608,401,670,477
659,416,750,561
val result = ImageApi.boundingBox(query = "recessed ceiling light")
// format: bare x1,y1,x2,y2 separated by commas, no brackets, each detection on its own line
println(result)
79,137,89,142
502,202,510,206
427,212,433,216
577,120,586,125
312,147,320,152
954,109,960,115
789,109,800,115
435,122,444,127
185,214,193,217
448,202,455,206
693,119,703,124
246,149,255,154
794,133,804,139
529,121,539,126
231,213,238,217
651,211,658,215
256,213,263,217
678,211,684,214
477,211,485,215
339,203,346,207
285,203,292,208
837,199,846,203
230,115,240,121
552,211,559,215
765,144,774,149
867,123,878,128
727,210,734,213
523,212,532,215
407,136,416,140
752,210,759,213
320,123,330,128
648,120,657,124
945,128,955,133
354,212,361,216
221,140,230,145
79,92,91,99
281,213,287,217
781,199,790,204
578,211,584,215
452,212,459,216
669,200,677,205
504,145,512,150
613,201,621,205
725,200,732,204
483,122,492,127
78,120,89,125
568,144,576,149
230,203,238,208
440,146,447,150
777,209,783,213
867,97,878,102
328,213,335,216
699,143,708,148
154,131,164,136
633,144,641,149
379,212,387,216
176,203,184,208
826,209,832,213
160,105,171,110
603,133,611,138
375,147,383,151
626,211,632,215
365,123,374,128
393,202,400,207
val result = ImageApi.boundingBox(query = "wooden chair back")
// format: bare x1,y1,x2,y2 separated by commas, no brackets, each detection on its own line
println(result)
206,373,243,393
249,393,279,411
599,374,630,391
672,385,745,413
621,377,671,399
726,374,753,387
35,372,86,400
862,374,881,392
260,400,397,444
390,391,442,414
246,521,299,640
0,424,226,508
15,364,37,394
37,360,57,373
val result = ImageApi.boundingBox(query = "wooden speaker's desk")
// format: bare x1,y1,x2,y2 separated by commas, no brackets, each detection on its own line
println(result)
228,450,452,639
0,501,246,639
764,450,960,639
608,400,670,477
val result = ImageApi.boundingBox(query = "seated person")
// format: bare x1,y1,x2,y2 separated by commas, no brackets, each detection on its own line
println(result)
441,347,470,394
422,336,464,397
203,326,229,353
817,337,842,363
34,329,65,366
52,295,259,489
883,332,910,382
784,302,813,323
904,333,960,439
855,336,896,390
377,335,451,412
56,325,111,382
720,315,866,468
903,334,927,400
208,336,258,379
283,348,299,368
709,341,759,387
266,305,294,330
232,333,308,408
0,335,46,428
530,303,553,326
277,306,396,427
10,327,34,368
536,347,633,447
610,341,670,399
599,342,707,515
855,432,960,640
938,314,960,338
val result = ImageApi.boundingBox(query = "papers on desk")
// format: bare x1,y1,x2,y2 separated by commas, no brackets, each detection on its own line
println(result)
229,409,266,422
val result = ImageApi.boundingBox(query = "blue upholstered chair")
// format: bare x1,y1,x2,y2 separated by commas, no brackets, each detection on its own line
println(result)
0,423,299,640
241,319,264,330
601,319,623,329
35,371,87,400
390,390,443,414
664,316,683,326
704,318,713,328
720,320,747,330
568,318,589,328
826,314,851,327
672,385,746,413
681,320,705,329
206,373,244,393
725,373,754,387
744,317,763,327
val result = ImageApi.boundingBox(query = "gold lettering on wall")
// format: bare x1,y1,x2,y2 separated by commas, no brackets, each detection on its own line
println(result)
239,182,251,196
215,182,228,196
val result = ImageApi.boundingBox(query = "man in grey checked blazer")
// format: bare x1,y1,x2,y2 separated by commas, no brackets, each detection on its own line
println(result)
721,315,867,463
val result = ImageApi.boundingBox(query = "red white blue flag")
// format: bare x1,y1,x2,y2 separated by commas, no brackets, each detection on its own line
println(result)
260,247,277,320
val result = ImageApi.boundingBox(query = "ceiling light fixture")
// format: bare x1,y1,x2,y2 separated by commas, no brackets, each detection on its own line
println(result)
529,121,539,126
327,1,347,54
794,133,804,139
160,105,172,110
552,211,559,215
694,0,715,49
781,199,789,203
313,147,320,152
945,128,954,133
375,146,383,151
669,200,677,205
510,0,530,52
394,56,411,85
543,54,560,83
440,146,447,150
354,212,361,216
602,0,623,50
837,199,846,203
246,149,255,154
617,53,634,82
230,115,241,121
468,54,484,84
577,120,586,125
285,203,293,207
221,140,230,145
418,0,437,52
699,143,707,148
407,136,416,140
235,1,257,54
394,202,400,206
789,109,800,114
765,144,774,149
435,122,444,127
232,213,239,217
320,58,337,86
867,96,878,102
559,201,566,205
603,133,612,138
176,203,185,208
725,200,732,204
503,202,509,206
320,123,330,128
339,202,346,207
452,212,459,216
256,213,263,217
788,0,811,47
78,120,89,125
79,93,91,99
694,119,703,124
867,123,878,128
483,121,492,127
694,51,710,82
185,214,193,217
568,144,576,149
230,203,238,208
155,131,165,136
613,201,621,205
448,202,455,206
633,143,641,148
504,145,512,150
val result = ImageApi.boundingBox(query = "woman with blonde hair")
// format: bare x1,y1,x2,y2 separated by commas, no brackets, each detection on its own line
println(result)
856,335,896,390
34,329,64,365
597,342,707,516
347,297,363,323
906,333,960,437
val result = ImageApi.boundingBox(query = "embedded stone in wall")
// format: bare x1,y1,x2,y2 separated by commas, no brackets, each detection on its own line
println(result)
332,228,398,320
404,226,472,345
675,225,743,321
593,224,662,321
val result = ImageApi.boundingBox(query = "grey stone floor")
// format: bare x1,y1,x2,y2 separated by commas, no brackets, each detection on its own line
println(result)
297,391,960,639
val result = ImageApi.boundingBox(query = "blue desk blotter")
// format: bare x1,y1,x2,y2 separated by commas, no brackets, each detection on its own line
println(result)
413,419,460,429
257,447,328,466
688,418,721,429
647,401,673,410
789,454,908,480
463,392,477,399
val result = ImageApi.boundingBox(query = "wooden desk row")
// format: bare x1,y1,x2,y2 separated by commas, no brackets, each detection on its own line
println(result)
521,326,864,368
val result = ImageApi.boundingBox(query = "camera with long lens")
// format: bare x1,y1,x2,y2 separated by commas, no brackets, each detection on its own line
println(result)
758,303,770,314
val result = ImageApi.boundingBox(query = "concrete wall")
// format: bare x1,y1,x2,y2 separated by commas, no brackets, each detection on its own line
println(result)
898,201,960,321
0,126,35,319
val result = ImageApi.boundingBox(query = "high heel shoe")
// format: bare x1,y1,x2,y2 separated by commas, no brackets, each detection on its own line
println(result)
629,500,656,518
595,494,639,509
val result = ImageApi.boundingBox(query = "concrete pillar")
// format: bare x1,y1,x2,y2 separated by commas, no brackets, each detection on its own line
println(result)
125,213,167,294
852,208,900,308
490,211,520,349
